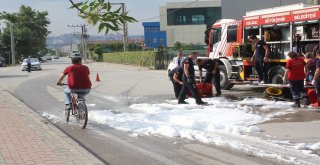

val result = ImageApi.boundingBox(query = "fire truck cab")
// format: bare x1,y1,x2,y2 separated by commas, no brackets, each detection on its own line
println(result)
205,3,320,90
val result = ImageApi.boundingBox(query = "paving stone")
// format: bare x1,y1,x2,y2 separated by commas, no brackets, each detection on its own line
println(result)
0,89,104,164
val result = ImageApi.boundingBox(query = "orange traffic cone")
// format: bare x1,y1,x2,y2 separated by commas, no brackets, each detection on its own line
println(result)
96,73,101,82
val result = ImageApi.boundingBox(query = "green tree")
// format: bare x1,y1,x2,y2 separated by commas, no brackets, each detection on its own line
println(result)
69,0,137,34
94,45,104,61
0,5,50,60
173,41,183,51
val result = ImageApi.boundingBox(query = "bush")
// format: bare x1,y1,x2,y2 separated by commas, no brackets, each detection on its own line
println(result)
102,51,156,68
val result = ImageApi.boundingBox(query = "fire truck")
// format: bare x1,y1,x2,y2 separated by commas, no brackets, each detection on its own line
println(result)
205,3,320,90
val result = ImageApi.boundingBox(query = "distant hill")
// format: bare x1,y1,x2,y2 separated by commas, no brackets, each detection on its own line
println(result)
46,33,144,51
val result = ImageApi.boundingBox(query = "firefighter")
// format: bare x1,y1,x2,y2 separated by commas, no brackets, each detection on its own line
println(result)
312,50,320,111
305,52,318,84
196,58,221,96
284,52,309,108
168,66,184,99
178,52,206,105
249,35,270,84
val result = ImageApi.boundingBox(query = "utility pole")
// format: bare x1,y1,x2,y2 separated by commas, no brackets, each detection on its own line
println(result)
121,3,128,52
70,36,73,53
110,3,128,52
83,25,88,61
81,25,85,60
9,22,15,65
85,26,89,59
68,24,87,61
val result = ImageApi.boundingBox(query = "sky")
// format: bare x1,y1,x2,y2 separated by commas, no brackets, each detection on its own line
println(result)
0,0,191,36
44,95,320,164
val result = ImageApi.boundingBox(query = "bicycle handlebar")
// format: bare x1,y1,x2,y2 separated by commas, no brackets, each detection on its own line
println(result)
57,83,68,86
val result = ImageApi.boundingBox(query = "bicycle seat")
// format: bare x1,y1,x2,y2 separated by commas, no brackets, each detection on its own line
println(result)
71,93,85,100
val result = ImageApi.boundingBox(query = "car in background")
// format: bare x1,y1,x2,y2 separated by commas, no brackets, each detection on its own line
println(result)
46,56,52,60
45,54,52,60
21,58,42,71
70,50,80,58
39,56,47,62
0,57,6,67
167,56,207,80
53,55,59,59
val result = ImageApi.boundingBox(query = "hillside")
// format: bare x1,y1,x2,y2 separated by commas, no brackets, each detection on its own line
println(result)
46,33,143,51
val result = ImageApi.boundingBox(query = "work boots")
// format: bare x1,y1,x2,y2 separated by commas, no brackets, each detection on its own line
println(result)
301,96,310,106
291,99,301,108
178,100,188,104
196,100,207,105
215,91,221,97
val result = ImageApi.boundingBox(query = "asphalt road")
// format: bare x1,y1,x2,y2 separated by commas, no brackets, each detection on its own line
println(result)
2,57,288,165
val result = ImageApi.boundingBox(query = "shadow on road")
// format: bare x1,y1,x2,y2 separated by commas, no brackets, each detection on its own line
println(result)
40,68,57,71
0,75,29,78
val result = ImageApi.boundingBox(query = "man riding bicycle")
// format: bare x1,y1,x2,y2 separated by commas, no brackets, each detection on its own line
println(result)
57,56,92,110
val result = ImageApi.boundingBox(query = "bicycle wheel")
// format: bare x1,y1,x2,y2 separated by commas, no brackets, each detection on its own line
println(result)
65,108,70,122
76,100,88,129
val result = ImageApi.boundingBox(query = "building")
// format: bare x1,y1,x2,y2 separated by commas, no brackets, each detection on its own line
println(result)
142,22,167,48
221,0,311,20
159,0,221,47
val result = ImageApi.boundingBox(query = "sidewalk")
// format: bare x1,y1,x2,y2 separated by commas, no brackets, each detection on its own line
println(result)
0,88,104,165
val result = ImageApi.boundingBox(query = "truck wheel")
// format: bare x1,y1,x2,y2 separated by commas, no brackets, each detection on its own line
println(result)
268,67,285,84
219,65,234,90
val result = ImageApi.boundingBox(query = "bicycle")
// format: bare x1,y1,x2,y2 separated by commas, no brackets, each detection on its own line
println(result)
60,84,88,129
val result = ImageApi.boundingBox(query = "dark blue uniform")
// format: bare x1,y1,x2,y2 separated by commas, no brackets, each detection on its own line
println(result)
178,57,203,104
198,59,221,96
168,67,183,98
315,60,320,99
254,40,267,82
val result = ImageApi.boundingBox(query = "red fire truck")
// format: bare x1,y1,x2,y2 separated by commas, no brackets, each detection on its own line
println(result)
205,3,320,90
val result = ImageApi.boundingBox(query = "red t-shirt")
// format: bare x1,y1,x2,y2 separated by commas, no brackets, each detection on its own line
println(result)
286,58,306,81
63,64,92,89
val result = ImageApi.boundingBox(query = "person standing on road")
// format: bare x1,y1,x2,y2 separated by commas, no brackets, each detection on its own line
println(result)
283,52,309,108
173,51,184,67
178,52,206,105
196,58,221,96
312,50,320,111
56,56,92,110
305,52,318,84
168,66,184,99
249,35,270,84
26,56,32,72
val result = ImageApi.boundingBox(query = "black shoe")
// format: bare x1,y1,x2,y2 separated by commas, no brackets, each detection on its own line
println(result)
215,91,221,97
301,97,310,106
291,99,301,108
65,104,71,110
291,103,301,108
196,101,207,105
178,101,188,104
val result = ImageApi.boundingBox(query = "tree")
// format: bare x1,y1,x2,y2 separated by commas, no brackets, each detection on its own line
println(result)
173,42,183,51
94,45,104,61
69,0,136,34
0,5,50,60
